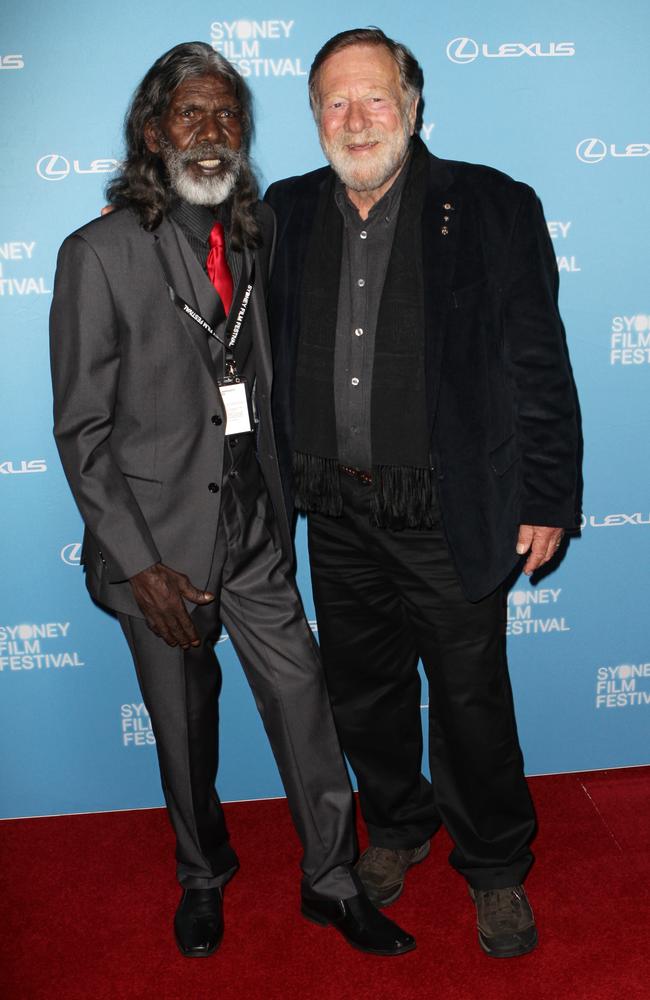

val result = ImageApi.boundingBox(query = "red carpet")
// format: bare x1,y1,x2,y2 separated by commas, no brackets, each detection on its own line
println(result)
1,768,649,1000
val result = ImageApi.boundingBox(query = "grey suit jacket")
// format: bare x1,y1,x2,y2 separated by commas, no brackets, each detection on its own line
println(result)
50,203,287,616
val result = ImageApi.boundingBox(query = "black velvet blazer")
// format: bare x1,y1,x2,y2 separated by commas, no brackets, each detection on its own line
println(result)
265,142,580,601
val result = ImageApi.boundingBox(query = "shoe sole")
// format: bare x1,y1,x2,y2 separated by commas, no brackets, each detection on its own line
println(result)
360,841,432,909
174,931,223,958
300,905,416,957
478,927,538,959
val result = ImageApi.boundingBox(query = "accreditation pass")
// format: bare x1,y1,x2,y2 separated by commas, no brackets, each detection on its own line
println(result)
218,378,253,436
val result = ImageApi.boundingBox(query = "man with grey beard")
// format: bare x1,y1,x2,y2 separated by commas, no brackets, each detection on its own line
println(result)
50,41,415,960
266,28,579,958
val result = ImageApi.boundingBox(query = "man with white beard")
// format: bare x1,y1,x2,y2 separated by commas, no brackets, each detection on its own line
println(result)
266,28,579,958
50,41,415,960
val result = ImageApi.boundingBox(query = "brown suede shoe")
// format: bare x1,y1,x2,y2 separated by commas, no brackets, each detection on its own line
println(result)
469,885,538,958
355,841,430,907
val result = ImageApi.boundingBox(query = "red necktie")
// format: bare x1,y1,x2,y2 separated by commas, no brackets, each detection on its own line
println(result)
206,222,234,315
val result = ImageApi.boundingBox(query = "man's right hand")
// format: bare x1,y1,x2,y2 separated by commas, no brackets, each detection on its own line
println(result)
129,563,214,649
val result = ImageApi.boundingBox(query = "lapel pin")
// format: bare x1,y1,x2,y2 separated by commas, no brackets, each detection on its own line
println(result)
441,202,454,235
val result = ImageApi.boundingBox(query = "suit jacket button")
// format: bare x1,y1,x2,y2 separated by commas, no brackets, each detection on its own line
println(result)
208,482,219,493
211,414,222,425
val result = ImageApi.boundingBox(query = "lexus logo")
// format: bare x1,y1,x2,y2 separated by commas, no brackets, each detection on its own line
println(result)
447,38,576,63
0,459,47,474
36,154,119,181
60,542,82,566
0,54,24,70
581,513,650,528
446,37,480,64
36,154,71,181
576,138,607,164
576,138,650,163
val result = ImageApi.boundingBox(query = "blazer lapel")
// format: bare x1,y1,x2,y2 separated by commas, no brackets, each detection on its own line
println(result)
421,151,462,434
153,217,223,377
247,245,273,388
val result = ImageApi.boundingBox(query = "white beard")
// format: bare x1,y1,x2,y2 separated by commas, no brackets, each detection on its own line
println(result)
160,142,242,206
320,120,410,193
170,168,238,206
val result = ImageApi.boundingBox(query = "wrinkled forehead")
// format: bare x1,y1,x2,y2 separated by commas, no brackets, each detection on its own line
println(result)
166,72,239,108
317,44,402,99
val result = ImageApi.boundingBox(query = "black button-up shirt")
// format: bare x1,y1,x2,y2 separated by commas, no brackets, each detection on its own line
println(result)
333,155,410,470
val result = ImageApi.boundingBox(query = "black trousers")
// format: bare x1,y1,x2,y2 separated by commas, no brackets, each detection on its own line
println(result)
307,474,536,890
118,437,357,899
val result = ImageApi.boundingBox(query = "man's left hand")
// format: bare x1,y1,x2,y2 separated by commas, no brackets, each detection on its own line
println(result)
516,525,564,576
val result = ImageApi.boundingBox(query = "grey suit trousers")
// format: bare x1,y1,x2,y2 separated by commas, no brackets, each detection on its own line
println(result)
118,437,357,899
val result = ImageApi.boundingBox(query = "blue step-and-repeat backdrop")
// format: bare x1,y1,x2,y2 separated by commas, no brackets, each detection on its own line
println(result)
1,1,648,819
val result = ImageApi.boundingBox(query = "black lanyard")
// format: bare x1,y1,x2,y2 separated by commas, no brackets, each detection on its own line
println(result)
155,240,255,372
226,261,255,355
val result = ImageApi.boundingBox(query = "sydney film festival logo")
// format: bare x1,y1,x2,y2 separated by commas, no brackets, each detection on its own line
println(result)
547,221,580,274
121,702,155,747
609,313,650,366
210,19,306,77
0,622,85,673
506,587,569,637
596,662,650,709
0,241,51,298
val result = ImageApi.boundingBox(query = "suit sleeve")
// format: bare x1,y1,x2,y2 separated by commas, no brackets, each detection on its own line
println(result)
502,186,580,529
49,234,161,581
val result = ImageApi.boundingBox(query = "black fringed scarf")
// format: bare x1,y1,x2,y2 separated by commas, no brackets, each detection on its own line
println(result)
293,138,437,530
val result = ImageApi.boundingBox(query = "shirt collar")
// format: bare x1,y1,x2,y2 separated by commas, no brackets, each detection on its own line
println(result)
169,198,228,244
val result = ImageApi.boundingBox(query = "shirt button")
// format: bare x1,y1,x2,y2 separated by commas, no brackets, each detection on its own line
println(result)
357,278,365,288
359,230,368,239
208,483,220,493
351,377,360,386
211,414,222,425
354,328,364,337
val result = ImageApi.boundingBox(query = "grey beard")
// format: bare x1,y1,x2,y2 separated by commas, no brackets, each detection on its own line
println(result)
320,122,410,193
160,141,242,206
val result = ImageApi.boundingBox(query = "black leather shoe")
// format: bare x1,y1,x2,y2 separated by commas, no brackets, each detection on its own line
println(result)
174,887,224,958
301,889,416,956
